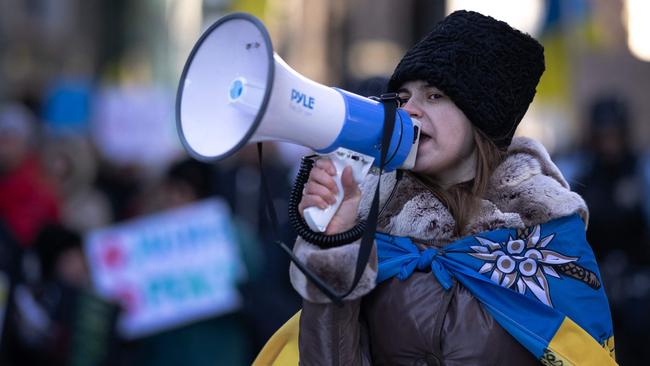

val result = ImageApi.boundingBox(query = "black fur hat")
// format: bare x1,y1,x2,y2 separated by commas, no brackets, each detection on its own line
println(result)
388,10,545,148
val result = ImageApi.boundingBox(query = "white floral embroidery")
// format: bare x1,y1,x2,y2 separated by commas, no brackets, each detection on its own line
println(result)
470,225,577,307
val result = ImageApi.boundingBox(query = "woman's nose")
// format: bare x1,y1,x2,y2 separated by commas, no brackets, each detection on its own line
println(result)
401,100,422,118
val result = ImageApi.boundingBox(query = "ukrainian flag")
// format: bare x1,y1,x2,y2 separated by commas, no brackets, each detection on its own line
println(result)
254,214,616,365
376,214,616,365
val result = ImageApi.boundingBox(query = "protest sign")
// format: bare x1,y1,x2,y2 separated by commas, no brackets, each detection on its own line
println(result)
85,198,244,339
91,86,181,170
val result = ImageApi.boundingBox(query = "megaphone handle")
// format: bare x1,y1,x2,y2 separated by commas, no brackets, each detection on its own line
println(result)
303,149,374,233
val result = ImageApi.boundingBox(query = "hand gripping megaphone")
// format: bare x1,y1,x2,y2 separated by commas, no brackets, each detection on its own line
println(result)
176,13,420,233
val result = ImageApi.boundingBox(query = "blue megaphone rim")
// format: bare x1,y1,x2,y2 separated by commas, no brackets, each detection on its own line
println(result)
175,12,275,162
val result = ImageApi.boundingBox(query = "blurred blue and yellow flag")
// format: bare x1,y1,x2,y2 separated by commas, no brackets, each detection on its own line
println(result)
376,214,616,365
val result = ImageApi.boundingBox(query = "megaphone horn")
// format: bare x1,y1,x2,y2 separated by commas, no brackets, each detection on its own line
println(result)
176,13,421,232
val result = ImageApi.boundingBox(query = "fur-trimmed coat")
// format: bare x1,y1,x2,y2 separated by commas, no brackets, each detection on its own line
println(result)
290,137,588,365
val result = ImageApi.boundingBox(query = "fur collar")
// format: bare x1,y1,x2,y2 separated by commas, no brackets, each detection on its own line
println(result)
290,137,588,303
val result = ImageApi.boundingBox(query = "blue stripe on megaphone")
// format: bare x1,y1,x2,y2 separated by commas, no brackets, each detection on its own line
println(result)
317,88,414,172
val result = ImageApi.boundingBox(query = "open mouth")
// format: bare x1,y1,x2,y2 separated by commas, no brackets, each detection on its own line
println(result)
419,132,432,143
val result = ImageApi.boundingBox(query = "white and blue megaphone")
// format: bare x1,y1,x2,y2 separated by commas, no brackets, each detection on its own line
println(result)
177,13,420,233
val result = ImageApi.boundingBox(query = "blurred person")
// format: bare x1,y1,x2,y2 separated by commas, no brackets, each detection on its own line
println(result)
0,102,60,247
3,224,95,366
215,143,302,354
0,221,22,365
34,224,90,288
94,161,148,222
565,95,650,364
41,133,112,233
573,95,650,264
126,157,262,366
260,11,616,365
135,156,217,214
216,143,290,232
91,103,154,223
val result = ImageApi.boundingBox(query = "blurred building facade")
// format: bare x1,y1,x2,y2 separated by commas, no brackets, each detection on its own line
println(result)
1,0,649,152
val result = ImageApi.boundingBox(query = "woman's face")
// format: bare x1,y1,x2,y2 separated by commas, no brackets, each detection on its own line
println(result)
398,80,476,186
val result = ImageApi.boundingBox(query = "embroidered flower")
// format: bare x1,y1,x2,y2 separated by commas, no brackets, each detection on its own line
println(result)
469,225,578,307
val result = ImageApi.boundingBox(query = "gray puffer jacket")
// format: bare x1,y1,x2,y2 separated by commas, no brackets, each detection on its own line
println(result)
290,137,589,366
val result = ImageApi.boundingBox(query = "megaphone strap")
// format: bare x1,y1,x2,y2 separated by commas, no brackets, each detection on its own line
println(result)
256,94,401,304
341,94,399,300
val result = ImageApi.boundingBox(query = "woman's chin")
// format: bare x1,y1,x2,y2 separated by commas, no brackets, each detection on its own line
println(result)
411,158,435,174
413,145,438,173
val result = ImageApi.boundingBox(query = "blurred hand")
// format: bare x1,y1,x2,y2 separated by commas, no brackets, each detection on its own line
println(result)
298,158,362,235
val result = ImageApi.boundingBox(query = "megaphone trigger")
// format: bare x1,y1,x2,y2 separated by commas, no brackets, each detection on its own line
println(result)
303,148,374,232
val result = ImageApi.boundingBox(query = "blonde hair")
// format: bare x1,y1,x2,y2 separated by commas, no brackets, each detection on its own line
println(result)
413,129,505,237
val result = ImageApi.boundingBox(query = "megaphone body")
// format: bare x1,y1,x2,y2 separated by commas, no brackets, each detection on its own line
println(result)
177,13,420,232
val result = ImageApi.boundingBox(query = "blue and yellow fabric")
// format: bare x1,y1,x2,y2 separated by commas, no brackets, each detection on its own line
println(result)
253,311,300,366
377,214,616,365
254,214,616,365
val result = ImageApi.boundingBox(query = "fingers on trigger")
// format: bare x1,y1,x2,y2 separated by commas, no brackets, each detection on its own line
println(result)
316,158,336,175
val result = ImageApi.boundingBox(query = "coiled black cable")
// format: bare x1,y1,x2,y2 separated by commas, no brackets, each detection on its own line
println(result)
288,155,367,248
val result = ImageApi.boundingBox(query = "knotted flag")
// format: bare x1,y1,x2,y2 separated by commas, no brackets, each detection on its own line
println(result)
376,214,616,365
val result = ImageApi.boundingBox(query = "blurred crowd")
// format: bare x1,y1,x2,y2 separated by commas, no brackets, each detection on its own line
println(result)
0,93,303,365
0,0,648,364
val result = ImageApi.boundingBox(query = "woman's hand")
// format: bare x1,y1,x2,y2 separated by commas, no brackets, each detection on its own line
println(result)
298,158,362,235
